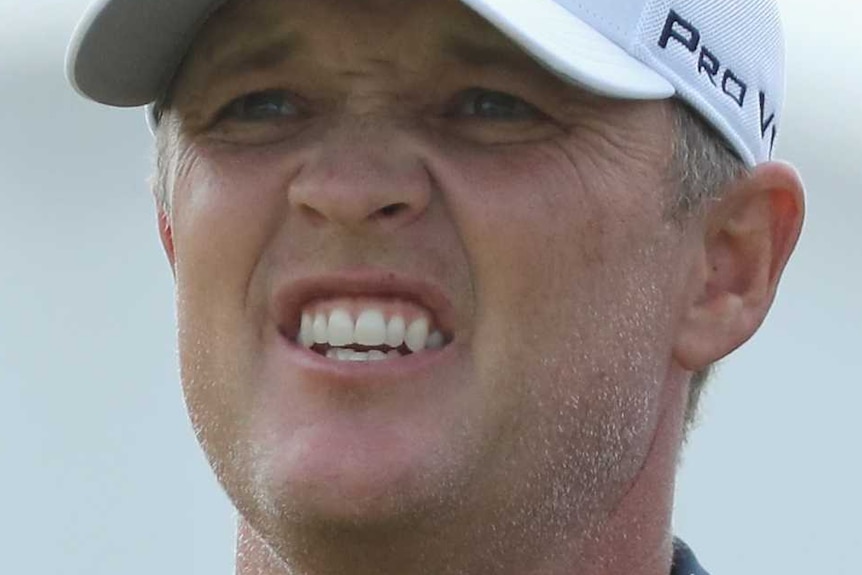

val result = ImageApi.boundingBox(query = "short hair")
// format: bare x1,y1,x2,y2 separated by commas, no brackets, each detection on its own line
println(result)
669,100,749,432
151,98,748,432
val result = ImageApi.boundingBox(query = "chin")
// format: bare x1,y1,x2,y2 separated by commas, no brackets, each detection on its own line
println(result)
231,412,469,530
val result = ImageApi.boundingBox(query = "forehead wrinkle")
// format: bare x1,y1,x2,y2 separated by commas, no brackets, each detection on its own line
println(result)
204,35,304,80
188,0,558,88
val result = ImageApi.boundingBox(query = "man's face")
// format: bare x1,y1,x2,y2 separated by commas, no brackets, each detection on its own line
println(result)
164,0,694,554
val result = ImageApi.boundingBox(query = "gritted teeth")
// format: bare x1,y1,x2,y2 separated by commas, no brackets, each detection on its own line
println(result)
295,298,448,359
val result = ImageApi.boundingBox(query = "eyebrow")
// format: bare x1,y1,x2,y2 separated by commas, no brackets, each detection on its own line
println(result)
207,35,304,78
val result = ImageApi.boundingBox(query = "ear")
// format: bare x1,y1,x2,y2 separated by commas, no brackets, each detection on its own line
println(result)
673,161,805,371
157,206,177,275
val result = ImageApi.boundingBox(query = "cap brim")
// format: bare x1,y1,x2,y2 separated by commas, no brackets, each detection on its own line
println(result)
66,0,226,107
460,0,674,100
67,0,675,108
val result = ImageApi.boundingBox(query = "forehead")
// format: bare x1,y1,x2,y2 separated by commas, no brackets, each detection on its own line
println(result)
186,0,538,78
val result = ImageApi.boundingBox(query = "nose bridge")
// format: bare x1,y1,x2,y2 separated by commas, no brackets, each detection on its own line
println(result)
288,117,431,230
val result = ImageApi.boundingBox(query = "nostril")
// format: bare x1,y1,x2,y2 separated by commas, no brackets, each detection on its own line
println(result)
300,204,327,225
377,203,409,218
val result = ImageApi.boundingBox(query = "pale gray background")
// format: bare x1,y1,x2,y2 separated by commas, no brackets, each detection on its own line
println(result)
1,0,859,573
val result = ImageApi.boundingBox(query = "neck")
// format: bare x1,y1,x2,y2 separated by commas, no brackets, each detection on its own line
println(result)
235,379,688,575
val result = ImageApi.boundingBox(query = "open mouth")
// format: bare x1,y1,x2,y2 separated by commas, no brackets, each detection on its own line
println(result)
290,297,450,362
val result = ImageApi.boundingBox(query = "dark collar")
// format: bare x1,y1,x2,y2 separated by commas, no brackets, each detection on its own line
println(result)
671,539,710,575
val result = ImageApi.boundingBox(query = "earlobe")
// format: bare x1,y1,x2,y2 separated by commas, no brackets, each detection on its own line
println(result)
158,208,177,274
673,161,805,371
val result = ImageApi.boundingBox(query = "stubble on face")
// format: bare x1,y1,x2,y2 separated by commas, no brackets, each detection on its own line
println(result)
161,0,693,572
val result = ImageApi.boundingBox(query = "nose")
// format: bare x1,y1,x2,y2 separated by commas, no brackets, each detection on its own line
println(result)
288,120,431,232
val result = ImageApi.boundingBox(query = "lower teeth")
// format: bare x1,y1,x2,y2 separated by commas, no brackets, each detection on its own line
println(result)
325,348,403,361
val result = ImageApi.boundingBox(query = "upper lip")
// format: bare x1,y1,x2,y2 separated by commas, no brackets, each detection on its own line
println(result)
272,268,457,342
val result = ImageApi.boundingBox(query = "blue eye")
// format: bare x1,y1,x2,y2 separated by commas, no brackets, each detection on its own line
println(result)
219,90,300,122
453,89,540,120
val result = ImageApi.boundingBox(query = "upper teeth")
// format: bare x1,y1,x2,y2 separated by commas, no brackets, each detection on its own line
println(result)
298,306,445,354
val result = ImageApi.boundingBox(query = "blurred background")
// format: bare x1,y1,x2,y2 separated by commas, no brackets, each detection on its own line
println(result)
1,0,859,573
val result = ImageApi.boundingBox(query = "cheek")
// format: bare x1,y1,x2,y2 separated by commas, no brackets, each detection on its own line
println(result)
169,146,296,439
436,141,660,320
171,146,293,281
428,143,682,505
171,142,306,326
432,140,680,400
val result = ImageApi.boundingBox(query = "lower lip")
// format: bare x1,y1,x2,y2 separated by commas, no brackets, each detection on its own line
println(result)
278,334,459,385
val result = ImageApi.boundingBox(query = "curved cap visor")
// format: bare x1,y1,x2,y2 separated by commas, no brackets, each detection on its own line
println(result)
66,0,225,107
455,0,675,100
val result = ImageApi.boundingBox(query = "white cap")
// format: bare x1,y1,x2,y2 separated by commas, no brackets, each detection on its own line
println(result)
67,0,786,166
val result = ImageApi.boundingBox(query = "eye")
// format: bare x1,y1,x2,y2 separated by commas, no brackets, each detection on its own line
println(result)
217,89,301,122
450,88,541,121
